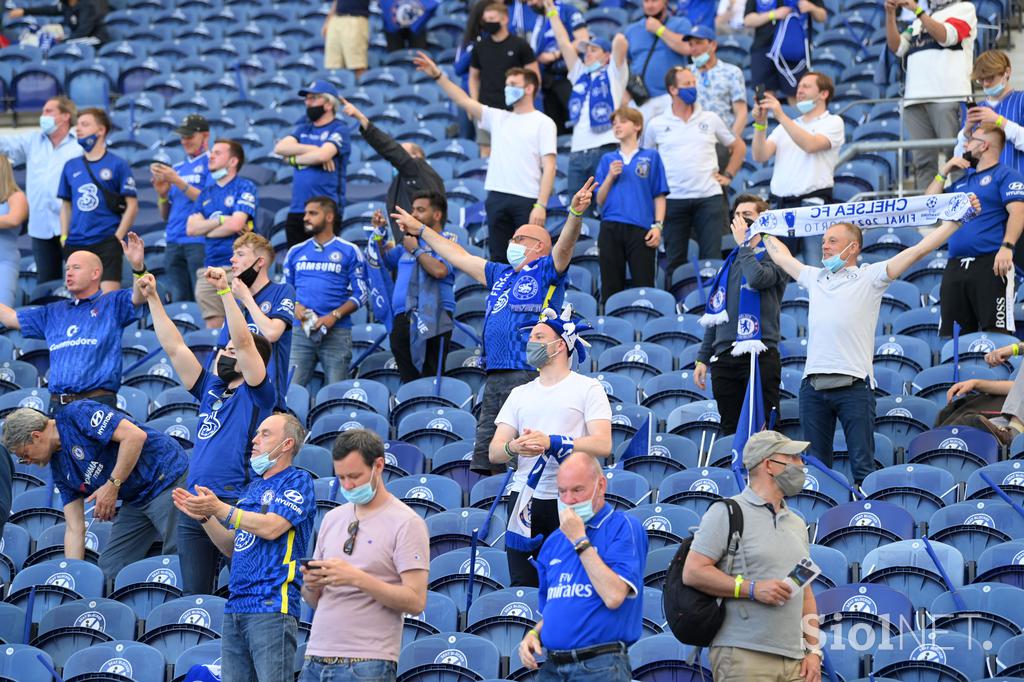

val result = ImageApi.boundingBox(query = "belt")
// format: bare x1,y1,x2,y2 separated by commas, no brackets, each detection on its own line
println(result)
58,389,114,405
546,641,627,664
305,656,372,665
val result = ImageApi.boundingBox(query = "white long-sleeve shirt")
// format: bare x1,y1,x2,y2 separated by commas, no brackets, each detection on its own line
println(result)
0,130,82,239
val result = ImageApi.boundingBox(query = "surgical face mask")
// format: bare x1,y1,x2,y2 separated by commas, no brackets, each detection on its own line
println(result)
692,52,710,68
211,167,228,181
795,98,816,115
557,480,600,523
507,242,528,267
216,354,241,383
39,115,57,135
983,79,1007,97
526,339,560,369
585,59,603,74
481,20,501,33
306,104,326,121
768,459,807,497
250,438,288,476
342,468,378,505
505,85,526,107
821,242,853,273
677,87,698,105
963,150,981,169
78,133,98,153
237,258,261,288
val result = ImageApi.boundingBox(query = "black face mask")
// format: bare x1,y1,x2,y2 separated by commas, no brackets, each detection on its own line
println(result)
481,20,501,33
743,216,756,228
306,105,326,122
529,3,545,13
963,150,981,169
237,259,261,288
216,355,241,384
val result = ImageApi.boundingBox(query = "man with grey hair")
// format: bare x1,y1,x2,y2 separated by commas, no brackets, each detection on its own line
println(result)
2,400,187,580
273,80,352,249
173,412,315,682
683,431,821,682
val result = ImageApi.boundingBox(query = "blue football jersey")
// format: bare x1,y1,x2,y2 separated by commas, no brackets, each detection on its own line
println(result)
166,152,210,245
58,152,137,246
288,119,351,212
195,177,259,267
482,256,566,370
283,237,368,327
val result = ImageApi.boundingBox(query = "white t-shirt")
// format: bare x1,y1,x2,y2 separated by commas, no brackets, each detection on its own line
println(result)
642,104,735,199
480,107,558,199
896,2,976,103
767,112,846,198
569,59,628,153
495,371,612,499
799,261,892,382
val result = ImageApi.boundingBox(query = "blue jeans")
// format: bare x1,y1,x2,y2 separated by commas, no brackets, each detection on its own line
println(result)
289,325,352,386
799,377,877,485
222,612,298,682
299,658,397,682
537,651,632,682
177,503,233,595
98,473,183,581
164,241,206,303
568,144,616,218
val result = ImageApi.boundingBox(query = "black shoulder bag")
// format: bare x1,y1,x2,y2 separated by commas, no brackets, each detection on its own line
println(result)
625,36,660,106
82,158,128,216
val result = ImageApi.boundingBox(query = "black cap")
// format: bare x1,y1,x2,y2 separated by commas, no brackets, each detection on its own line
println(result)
174,114,210,136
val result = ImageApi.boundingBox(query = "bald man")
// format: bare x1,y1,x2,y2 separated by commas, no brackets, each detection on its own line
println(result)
0,249,146,413
391,178,597,475
341,97,446,241
518,452,646,680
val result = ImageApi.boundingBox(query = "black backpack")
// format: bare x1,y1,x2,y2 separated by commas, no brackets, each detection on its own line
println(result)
662,498,744,647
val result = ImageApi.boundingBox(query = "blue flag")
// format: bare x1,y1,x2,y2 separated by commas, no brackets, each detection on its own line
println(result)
952,320,962,385
365,239,395,333
730,355,765,490
380,0,439,34
620,415,653,461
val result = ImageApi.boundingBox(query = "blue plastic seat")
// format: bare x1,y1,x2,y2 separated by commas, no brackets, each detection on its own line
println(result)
873,631,985,682
629,632,711,681
469,475,513,510
906,426,1000,489
912,365,999,409
397,632,500,681
625,504,700,549
608,403,656,451
8,559,105,623
640,315,705,357
786,464,851,525
109,555,183,619
893,305,943,355
598,343,673,384
426,508,505,559
966,461,1024,505
873,334,932,382
12,64,63,113
387,474,464,518
817,583,914,645
62,640,166,682
0,523,31,584
31,598,136,668
0,388,49,418
397,408,476,453
403,590,459,648
928,501,1024,560
640,373,711,421
8,486,63,541
831,432,897,486
427,548,510,610
874,395,938,453
464,587,539,656
605,288,677,329
144,416,199,449
861,539,964,610
665,401,722,453
602,469,653,510
658,468,740,516
148,386,199,420
862,464,956,526
391,377,473,428
617,433,699,487
0,644,57,682
976,540,1024,588
308,410,390,447
591,371,639,405
931,583,1024,653
310,379,391,424
139,595,225,664
816,499,914,566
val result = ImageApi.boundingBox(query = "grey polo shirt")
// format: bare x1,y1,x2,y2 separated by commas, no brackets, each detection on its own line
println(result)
690,486,810,659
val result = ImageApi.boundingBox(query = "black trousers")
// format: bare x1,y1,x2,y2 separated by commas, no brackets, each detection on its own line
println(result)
598,220,657,303
285,212,308,250
665,195,726,271
505,492,560,587
389,312,451,383
709,346,782,437
542,78,573,136
385,28,428,52
485,191,534,264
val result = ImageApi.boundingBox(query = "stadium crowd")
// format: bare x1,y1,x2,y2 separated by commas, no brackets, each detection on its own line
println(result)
1,0,1024,680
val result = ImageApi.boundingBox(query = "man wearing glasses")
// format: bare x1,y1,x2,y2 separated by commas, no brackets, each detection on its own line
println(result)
172,412,314,682
298,429,429,682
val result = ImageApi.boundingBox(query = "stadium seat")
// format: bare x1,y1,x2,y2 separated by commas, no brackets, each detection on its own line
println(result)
391,377,473,428
603,469,653,510
8,486,64,541
873,395,939,453
292,444,333,479
861,539,964,609
966,461,1024,505
0,523,31,584
787,464,852,525
426,508,505,559
109,555,184,619
658,468,741,516
7,559,105,623
592,371,639,405
404,590,459,648
0,644,57,682
598,343,674,384
643,545,678,590
625,504,700,549
309,379,392,424
397,632,500,681
928,501,1024,560
811,544,850,591
469,474,513,510
816,583,914,644
27,521,109,567
609,403,657,450
873,334,931,382
641,315,705,357
816,500,914,567
145,416,199,448
139,595,225,664
640,373,712,421
397,407,477,453
464,587,539,656
308,410,390,447
906,425,1001,485
976,540,1024,588
998,633,1024,676
872,631,986,681
148,386,200,419
930,583,1024,653
31,597,136,668
617,433,699,486
862,464,958,526
629,632,711,681
665,400,721,448
388,474,464,518
62,640,166,682
428,547,510,612
430,441,479,495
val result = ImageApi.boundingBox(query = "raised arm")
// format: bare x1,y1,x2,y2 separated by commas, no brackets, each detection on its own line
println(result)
392,205,488,284
138,274,203,389
552,177,598,273
760,233,806,280
544,0,579,72
414,51,484,121
208,268,267,387
885,218,964,280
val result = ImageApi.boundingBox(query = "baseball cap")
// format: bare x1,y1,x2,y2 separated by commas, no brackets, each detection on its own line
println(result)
581,36,612,53
174,114,209,136
298,79,339,98
684,25,717,41
742,431,809,470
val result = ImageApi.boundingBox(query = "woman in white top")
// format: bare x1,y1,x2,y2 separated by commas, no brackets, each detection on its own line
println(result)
0,155,28,308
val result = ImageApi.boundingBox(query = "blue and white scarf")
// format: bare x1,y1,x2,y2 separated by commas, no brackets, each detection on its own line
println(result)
699,246,769,356
405,245,454,372
505,435,575,552
567,68,615,132
750,192,976,239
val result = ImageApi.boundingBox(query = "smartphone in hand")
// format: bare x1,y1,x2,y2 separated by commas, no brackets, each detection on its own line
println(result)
754,84,766,103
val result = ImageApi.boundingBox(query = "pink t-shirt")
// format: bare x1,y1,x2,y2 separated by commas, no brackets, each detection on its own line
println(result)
305,494,430,660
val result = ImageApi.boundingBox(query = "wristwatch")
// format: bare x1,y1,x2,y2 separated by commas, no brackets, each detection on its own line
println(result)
651,222,663,231
331,309,342,320
1003,241,1016,250
109,476,123,490
804,648,823,659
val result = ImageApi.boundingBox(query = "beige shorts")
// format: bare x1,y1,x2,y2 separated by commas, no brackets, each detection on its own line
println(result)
324,15,369,70
710,646,804,682
194,268,234,321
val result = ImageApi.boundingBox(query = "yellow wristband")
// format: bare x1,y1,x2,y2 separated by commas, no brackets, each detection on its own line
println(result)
233,509,243,529
997,115,1006,128
655,25,666,37
753,122,767,131
157,197,168,206
217,287,231,296
546,9,557,17
914,5,924,15
734,574,744,598
568,207,584,217
1013,343,1020,356
528,628,540,640
768,9,776,20
132,271,148,279
935,173,946,183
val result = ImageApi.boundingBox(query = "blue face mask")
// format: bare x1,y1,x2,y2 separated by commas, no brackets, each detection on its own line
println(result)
821,242,853,273
505,85,526,107
342,469,378,505
983,80,1007,97
78,134,98,153
795,98,816,115
39,115,57,135
585,59,603,74
677,86,698,105
692,52,710,68
556,480,600,523
211,167,228,181
250,438,288,476
507,242,528,267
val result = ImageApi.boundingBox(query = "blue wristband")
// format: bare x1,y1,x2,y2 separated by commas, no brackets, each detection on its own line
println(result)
749,580,756,600
547,435,575,463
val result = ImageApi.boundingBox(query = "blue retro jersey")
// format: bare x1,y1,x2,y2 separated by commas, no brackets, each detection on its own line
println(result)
187,369,276,498
195,176,259,267
216,281,296,410
595,149,669,229
51,399,188,507
17,290,140,394
166,152,210,245
226,466,315,617
948,163,1024,257
57,152,137,246
482,256,566,371
288,119,350,212
283,236,369,327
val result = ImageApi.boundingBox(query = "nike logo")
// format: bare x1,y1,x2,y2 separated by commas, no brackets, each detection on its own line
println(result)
72,172,82,178
549,558,562,565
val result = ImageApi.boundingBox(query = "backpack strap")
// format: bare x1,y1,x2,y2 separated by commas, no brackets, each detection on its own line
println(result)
722,498,745,570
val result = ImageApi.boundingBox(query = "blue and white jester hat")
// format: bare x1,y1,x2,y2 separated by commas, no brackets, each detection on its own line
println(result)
531,303,593,364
